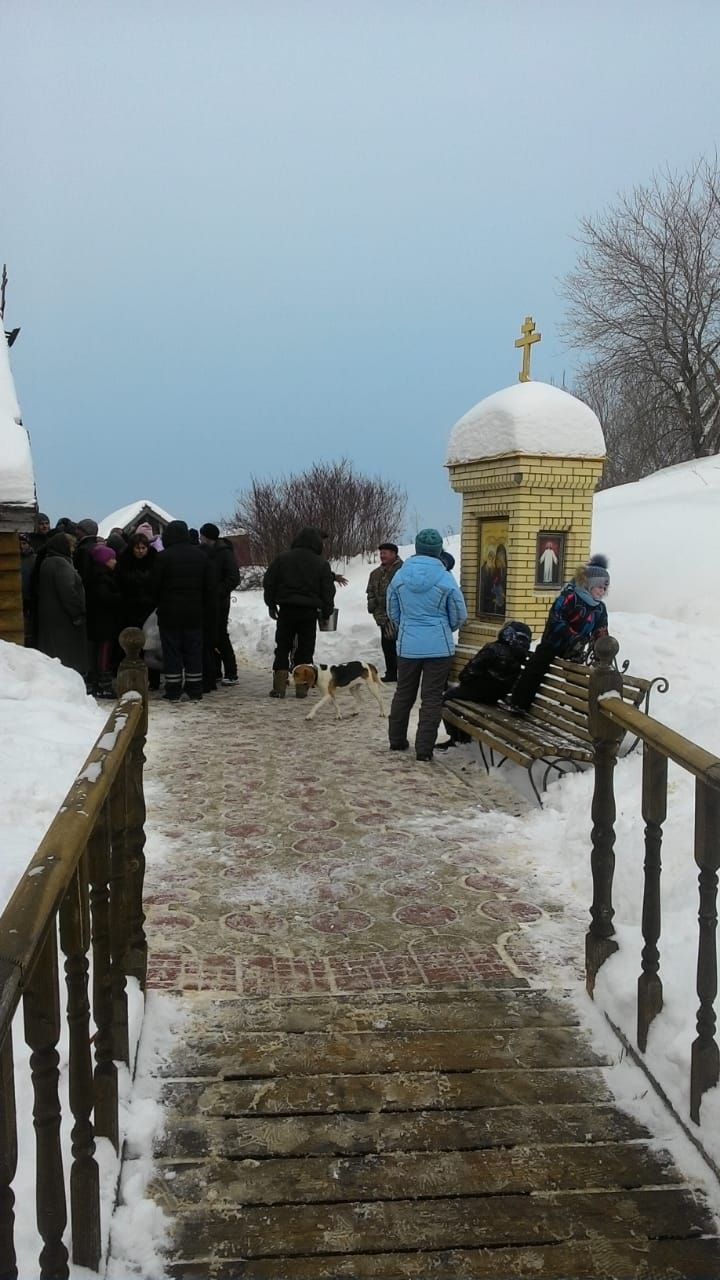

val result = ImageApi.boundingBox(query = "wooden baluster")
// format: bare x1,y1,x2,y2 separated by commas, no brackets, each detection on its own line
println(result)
0,1025,18,1280
637,746,668,1051
59,857,101,1270
691,778,720,1123
116,627,149,991
585,635,625,994
109,760,130,1067
88,806,118,1150
23,926,68,1280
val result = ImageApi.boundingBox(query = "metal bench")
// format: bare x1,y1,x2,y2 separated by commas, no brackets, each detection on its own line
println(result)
442,656,668,805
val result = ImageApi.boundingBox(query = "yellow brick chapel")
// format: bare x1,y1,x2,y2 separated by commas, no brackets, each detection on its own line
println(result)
446,378,606,665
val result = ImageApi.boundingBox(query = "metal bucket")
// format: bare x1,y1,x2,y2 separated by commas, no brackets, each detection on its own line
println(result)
318,608,339,633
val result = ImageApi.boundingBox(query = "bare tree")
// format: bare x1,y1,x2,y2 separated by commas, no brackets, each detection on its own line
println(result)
575,362,689,488
563,157,720,464
233,459,406,566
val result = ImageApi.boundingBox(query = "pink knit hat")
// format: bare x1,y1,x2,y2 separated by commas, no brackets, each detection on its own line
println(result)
90,544,117,566
135,522,155,539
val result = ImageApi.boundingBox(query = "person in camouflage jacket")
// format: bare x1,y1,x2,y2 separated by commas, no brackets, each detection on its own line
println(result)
366,542,403,682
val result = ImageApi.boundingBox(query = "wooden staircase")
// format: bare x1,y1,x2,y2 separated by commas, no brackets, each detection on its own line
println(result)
145,988,720,1278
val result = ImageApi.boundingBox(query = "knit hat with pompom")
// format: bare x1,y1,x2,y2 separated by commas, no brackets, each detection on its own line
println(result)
583,554,610,590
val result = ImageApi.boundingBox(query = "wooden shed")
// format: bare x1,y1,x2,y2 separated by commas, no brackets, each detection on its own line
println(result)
0,327,36,645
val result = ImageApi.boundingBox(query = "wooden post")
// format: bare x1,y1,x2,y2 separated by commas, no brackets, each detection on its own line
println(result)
691,778,720,1123
0,534,23,646
116,627,149,990
0,1024,18,1280
22,926,69,1280
88,806,119,1151
59,858,101,1270
585,635,625,995
637,745,667,1051
109,767,130,1068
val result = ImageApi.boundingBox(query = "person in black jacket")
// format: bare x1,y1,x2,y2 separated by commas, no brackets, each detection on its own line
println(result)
199,522,241,687
437,621,532,747
116,534,157,629
263,527,335,698
153,520,214,702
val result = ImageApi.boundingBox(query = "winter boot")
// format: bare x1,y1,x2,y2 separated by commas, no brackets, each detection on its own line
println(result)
269,670,288,699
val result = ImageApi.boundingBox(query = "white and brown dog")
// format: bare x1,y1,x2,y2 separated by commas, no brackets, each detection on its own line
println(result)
292,661,387,720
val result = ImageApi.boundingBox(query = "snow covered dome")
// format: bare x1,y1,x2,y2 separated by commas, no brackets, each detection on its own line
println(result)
0,327,35,507
446,381,605,466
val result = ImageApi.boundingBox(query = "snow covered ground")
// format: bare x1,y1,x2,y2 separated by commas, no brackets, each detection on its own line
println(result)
2,454,720,1273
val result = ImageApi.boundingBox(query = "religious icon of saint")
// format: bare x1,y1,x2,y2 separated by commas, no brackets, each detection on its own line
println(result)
535,533,564,588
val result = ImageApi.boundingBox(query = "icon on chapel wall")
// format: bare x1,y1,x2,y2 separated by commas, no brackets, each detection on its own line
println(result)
477,517,508,618
535,532,565,589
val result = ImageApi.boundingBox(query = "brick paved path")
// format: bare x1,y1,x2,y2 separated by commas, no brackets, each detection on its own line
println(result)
143,667,579,998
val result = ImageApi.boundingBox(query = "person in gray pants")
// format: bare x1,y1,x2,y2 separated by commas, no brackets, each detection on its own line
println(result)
386,528,467,762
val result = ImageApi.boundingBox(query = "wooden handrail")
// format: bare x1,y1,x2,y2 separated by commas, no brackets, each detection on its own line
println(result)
0,627,149,1279
0,697,142,1015
586,633,720,1130
598,694,720,791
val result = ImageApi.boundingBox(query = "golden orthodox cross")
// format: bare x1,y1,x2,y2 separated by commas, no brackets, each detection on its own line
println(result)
515,315,541,382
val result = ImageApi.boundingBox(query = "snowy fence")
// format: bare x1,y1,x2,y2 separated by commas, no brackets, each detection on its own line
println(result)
0,629,148,1278
586,633,720,1127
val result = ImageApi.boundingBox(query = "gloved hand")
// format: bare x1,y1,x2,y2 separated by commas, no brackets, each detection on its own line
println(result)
382,619,397,640
268,605,278,621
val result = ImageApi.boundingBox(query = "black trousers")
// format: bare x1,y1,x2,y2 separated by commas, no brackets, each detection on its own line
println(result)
273,605,318,671
214,595,237,680
161,627,204,700
388,656,452,756
509,641,557,711
380,629,398,679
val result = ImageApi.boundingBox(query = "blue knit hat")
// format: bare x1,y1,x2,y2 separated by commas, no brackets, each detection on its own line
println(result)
415,528,443,558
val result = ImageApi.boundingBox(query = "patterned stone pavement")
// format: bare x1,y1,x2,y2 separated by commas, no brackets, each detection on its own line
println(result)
143,666,580,997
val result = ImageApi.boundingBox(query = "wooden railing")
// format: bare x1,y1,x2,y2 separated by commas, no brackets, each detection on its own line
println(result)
586,633,720,1125
0,628,149,1280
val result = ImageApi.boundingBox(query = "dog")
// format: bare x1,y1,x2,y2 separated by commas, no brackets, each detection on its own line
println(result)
292,661,387,721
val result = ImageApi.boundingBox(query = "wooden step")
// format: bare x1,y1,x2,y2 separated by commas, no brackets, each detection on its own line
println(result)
159,1066,611,1117
168,1189,715,1260
159,1026,608,1079
152,1102,649,1160
163,1236,720,1280
176,988,581,1034
150,1141,679,1207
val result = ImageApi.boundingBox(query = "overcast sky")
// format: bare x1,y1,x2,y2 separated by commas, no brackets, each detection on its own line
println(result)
3,1,719,537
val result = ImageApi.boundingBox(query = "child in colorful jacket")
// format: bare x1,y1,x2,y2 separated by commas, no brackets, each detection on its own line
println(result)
507,555,610,714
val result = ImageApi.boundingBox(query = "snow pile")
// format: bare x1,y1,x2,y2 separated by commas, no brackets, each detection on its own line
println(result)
0,327,35,505
593,454,720,625
446,380,605,465
0,641,105,910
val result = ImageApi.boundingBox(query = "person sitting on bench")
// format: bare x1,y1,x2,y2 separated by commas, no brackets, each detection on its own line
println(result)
505,554,610,716
437,620,532,747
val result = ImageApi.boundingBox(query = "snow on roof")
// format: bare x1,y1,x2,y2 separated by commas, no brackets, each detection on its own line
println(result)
99,499,176,537
446,380,605,465
0,328,35,506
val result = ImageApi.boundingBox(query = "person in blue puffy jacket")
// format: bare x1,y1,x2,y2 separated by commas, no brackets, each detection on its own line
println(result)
386,528,468,762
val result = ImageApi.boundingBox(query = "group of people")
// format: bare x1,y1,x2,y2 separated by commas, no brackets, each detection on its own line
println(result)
368,531,609,761
23,509,610,744
262,521,611,763
20,514,240,701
